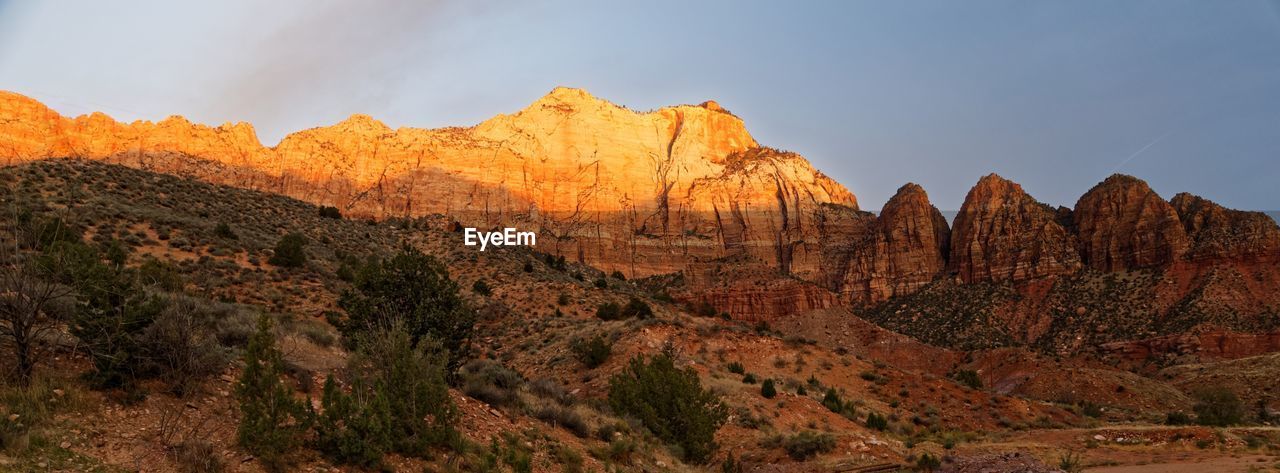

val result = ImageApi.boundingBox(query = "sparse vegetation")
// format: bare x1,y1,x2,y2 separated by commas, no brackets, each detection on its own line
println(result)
268,233,308,268
608,348,727,463
1193,387,1244,426
570,334,612,368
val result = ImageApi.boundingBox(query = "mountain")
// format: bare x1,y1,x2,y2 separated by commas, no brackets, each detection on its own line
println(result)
0,88,853,281
3,89,1279,339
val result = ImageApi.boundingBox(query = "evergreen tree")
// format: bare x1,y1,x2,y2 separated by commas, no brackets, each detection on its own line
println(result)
607,348,727,463
236,315,310,471
338,246,474,373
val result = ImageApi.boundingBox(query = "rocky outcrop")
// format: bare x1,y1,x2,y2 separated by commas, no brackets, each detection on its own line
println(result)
824,183,950,302
1073,174,1187,271
0,88,855,280
1171,193,1280,261
949,174,1080,283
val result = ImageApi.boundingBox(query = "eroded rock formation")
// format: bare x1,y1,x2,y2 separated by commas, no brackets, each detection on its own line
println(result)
1073,174,1187,271
949,174,1081,283
0,88,855,280
823,183,950,302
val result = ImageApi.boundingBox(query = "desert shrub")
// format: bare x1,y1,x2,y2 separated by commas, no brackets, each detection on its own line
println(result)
174,440,226,473
338,246,475,373
532,403,591,438
692,301,717,317
213,222,237,240
137,257,183,291
742,373,757,384
268,233,308,268
610,270,626,281
44,240,164,392
595,302,623,321
1058,451,1082,473
917,452,941,471
593,278,607,289
236,315,310,472
1164,411,1192,425
557,293,570,305
621,297,653,319
142,295,231,395
773,431,835,460
607,349,727,463
314,375,391,467
351,325,457,455
483,431,533,473
761,379,777,399
1193,387,1244,426
570,334,612,368
953,369,982,389
472,279,491,296
822,388,844,413
460,359,524,408
726,361,745,374
866,412,888,430
318,206,342,219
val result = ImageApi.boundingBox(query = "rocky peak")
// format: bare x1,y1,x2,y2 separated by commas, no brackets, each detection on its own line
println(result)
822,182,949,302
1171,192,1280,260
1073,174,1187,271
950,174,1080,283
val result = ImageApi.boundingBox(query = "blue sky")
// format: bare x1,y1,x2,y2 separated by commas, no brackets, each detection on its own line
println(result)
1,0,1277,210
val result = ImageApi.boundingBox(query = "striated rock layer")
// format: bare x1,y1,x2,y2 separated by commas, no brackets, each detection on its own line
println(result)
0,88,854,281
822,183,950,302
949,174,1081,283
1073,174,1187,271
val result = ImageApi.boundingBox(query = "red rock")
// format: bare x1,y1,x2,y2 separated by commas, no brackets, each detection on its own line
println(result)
1170,192,1280,261
1073,174,1187,271
825,183,949,302
949,174,1080,283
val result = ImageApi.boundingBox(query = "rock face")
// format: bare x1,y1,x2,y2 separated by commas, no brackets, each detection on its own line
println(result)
1073,174,1187,271
949,174,1080,283
824,183,950,302
1171,192,1280,261
0,88,855,279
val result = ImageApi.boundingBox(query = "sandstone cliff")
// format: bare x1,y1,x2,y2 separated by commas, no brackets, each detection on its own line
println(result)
0,88,855,280
823,183,950,302
1073,174,1188,271
949,174,1081,283
1171,192,1280,261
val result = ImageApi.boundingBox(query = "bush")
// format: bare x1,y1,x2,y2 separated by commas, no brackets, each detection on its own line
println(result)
774,431,835,460
268,233,308,268
593,278,607,289
917,452,941,471
866,412,888,431
595,302,623,321
557,293,570,305
366,331,457,455
142,295,231,395
522,261,534,273
570,334,612,369
314,374,390,468
174,440,226,473
213,222,237,240
1193,387,1244,426
236,315,310,471
692,301,717,317
953,369,982,389
621,297,653,319
1164,411,1193,425
822,388,843,413
607,349,727,463
610,270,626,281
472,279,491,296
460,359,524,408
338,246,474,373
46,240,164,392
726,361,745,374
318,206,342,219
761,379,777,399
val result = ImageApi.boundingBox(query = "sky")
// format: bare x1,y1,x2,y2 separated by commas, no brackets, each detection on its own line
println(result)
1,0,1278,211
